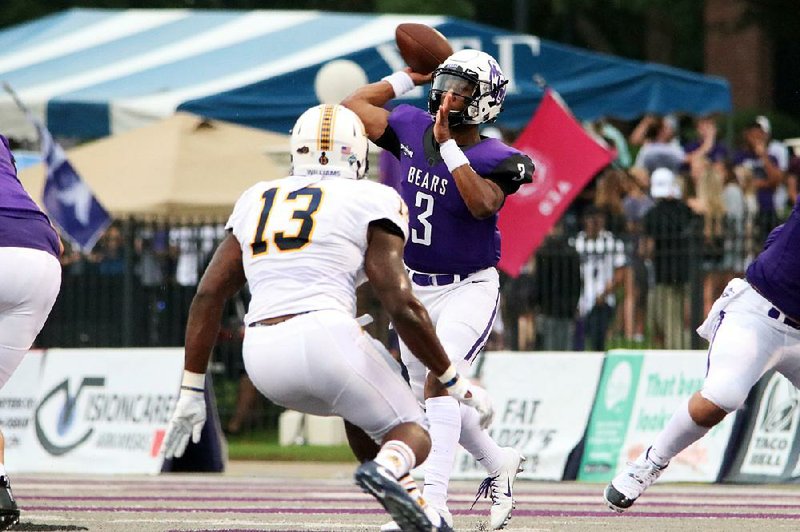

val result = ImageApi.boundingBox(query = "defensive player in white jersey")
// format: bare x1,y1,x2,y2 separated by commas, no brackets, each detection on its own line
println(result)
604,194,800,512
344,49,534,530
0,135,62,530
161,104,493,532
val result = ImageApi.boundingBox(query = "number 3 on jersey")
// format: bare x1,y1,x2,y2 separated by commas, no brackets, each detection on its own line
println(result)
251,186,323,255
411,191,434,246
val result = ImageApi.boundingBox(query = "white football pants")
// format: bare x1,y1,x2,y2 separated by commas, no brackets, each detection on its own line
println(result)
0,247,61,387
242,309,425,443
400,267,500,401
702,283,800,413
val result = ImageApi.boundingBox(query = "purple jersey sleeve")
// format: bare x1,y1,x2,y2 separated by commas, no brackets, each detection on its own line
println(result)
384,105,532,275
746,196,800,319
0,135,60,257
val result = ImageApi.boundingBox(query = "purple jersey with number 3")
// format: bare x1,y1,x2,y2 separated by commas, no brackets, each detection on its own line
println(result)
746,195,800,319
382,105,533,275
0,134,60,257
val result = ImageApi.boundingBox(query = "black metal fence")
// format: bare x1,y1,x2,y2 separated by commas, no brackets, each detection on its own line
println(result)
32,210,781,433
38,219,227,348
502,207,780,351
37,211,780,352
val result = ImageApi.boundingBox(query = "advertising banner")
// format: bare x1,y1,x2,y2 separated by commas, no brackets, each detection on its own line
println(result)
497,89,615,277
579,350,736,483
0,353,43,457
724,371,800,483
0,349,183,474
452,351,604,481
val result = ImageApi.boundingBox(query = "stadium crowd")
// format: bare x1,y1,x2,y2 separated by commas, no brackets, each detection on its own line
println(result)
476,114,798,352
32,114,799,355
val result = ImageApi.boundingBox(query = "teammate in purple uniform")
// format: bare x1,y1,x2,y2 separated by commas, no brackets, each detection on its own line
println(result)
0,135,62,529
604,195,800,512
343,49,534,530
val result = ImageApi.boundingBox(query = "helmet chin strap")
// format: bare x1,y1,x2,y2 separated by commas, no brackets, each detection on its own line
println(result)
447,110,464,127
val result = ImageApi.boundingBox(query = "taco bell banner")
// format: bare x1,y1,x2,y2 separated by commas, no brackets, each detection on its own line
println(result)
723,371,800,483
498,89,614,277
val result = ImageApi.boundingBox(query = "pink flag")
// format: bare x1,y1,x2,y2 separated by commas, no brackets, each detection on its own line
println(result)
498,89,615,277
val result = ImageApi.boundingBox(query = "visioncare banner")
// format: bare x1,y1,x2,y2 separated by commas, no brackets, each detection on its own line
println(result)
579,350,736,482
0,349,183,474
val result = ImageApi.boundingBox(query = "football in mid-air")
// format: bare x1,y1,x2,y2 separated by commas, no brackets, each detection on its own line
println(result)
395,23,453,75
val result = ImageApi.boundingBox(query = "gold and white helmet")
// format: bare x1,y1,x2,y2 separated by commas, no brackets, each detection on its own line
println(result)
290,104,368,180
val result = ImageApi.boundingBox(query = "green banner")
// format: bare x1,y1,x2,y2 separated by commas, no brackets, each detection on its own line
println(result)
578,351,643,481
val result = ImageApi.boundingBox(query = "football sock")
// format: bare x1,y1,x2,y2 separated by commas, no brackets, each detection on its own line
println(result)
397,473,442,527
649,398,710,467
458,402,505,475
423,396,461,509
376,440,416,479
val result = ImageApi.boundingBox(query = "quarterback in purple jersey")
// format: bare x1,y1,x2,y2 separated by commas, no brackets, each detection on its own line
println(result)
605,196,800,512
344,49,533,530
0,135,62,529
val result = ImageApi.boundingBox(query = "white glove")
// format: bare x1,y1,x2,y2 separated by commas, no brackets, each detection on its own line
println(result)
460,384,494,429
438,365,494,429
163,371,207,459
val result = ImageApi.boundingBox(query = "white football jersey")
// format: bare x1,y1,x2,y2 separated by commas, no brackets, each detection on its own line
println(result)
226,175,409,324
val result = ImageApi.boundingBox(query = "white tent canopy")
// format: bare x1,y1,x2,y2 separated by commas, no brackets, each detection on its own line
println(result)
19,112,289,216
1,8,730,141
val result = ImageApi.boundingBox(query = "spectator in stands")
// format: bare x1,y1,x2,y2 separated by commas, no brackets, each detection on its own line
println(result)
501,261,536,350
594,168,627,235
720,162,748,276
788,153,799,206
686,156,727,316
733,121,785,241
754,115,792,217
135,227,168,287
58,238,86,275
89,224,126,276
643,168,702,348
134,226,169,345
630,115,685,175
683,116,728,168
572,206,626,351
586,119,632,169
532,223,581,351
169,224,226,287
755,115,791,173
621,171,655,344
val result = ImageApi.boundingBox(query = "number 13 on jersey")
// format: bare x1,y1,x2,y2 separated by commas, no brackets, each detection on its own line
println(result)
251,186,323,255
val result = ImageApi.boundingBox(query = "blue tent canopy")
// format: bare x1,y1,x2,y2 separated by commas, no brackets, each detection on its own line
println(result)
0,8,731,139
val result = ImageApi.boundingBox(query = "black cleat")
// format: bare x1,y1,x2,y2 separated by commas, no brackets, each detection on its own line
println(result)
355,461,434,532
603,448,667,513
603,482,635,513
0,476,19,531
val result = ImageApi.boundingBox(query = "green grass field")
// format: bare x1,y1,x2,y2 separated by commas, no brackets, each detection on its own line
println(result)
226,430,357,462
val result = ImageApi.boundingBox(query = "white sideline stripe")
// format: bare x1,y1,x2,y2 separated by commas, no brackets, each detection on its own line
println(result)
0,10,189,75
24,514,375,528
19,11,318,102
111,14,446,123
